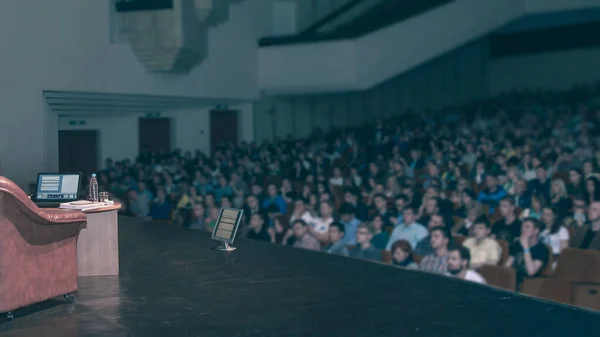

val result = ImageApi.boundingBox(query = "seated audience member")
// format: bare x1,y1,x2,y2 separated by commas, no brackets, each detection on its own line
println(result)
349,223,381,262
187,204,205,230
414,214,445,256
324,222,349,256
213,175,234,202
571,201,600,249
390,194,408,226
391,239,418,269
447,246,486,284
373,193,394,226
550,179,571,220
513,179,531,210
137,181,154,202
567,168,584,197
244,194,264,220
521,193,545,220
262,183,287,214
149,189,171,220
177,186,202,210
289,198,316,226
205,206,220,233
386,207,427,250
477,174,507,215
329,167,344,186
128,189,150,218
311,200,335,242
221,195,233,209
462,218,501,268
370,215,390,250
339,203,361,245
528,165,551,202
291,219,321,251
455,189,478,218
343,188,369,221
540,207,569,259
562,194,587,228
505,217,549,285
268,215,293,245
419,226,452,274
417,196,440,226
453,204,483,236
246,213,271,242
491,197,522,242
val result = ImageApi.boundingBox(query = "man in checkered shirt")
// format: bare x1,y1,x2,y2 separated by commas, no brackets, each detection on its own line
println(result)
419,226,452,274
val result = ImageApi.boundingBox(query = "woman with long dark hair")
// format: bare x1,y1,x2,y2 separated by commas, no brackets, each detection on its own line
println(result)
567,168,584,196
584,175,600,203
268,215,293,245
540,207,569,261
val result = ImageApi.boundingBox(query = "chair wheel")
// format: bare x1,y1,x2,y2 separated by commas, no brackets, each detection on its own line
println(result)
4,311,14,320
64,294,76,303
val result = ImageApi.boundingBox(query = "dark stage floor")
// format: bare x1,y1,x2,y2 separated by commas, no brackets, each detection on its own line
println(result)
2,217,600,336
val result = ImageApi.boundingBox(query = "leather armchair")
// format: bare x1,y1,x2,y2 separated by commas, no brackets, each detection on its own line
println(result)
0,176,87,315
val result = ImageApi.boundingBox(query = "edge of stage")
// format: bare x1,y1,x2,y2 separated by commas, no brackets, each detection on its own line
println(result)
1,216,599,337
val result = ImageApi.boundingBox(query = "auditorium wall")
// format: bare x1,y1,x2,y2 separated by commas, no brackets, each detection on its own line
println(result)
57,109,211,165
57,103,255,168
254,39,489,141
489,46,600,94
0,0,269,187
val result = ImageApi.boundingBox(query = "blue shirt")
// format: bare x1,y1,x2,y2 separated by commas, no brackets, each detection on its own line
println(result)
477,186,508,214
150,201,171,220
341,218,361,245
262,196,287,214
386,222,428,250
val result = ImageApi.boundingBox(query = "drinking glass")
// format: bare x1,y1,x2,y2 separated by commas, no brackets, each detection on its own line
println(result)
99,192,109,202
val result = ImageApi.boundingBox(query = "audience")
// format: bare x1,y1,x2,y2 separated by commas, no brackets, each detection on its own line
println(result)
99,90,600,293
447,246,486,284
386,207,427,250
419,226,451,274
369,215,390,250
247,213,271,242
390,239,418,269
463,218,501,268
572,201,600,249
504,217,549,285
349,223,381,262
324,222,349,256
291,219,321,251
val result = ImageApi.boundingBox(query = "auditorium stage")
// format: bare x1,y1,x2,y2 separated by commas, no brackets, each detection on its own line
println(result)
1,217,599,336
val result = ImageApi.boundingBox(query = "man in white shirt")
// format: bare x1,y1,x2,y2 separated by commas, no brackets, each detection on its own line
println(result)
447,246,486,284
310,200,335,242
289,198,316,227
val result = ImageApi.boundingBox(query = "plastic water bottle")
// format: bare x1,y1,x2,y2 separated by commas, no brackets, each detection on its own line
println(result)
89,173,99,202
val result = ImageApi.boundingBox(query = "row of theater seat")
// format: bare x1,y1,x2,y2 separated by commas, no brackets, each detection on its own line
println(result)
520,248,600,310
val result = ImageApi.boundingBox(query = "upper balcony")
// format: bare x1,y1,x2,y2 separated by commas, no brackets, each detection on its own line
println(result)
258,0,600,95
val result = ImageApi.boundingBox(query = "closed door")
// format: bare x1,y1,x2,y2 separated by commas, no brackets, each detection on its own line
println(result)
59,130,98,177
139,117,171,154
210,110,238,154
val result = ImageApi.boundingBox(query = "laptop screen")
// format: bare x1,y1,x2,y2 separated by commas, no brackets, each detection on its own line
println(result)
36,173,81,201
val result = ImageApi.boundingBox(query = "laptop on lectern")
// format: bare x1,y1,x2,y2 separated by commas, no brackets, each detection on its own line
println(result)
33,172,82,208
